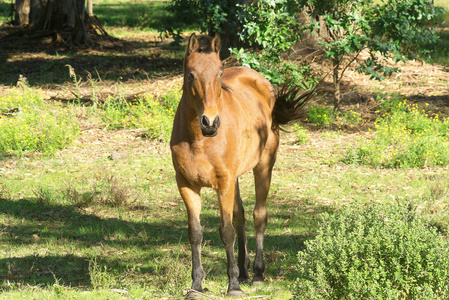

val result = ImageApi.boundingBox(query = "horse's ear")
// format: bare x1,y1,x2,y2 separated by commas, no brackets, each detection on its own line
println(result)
211,34,221,54
187,33,199,55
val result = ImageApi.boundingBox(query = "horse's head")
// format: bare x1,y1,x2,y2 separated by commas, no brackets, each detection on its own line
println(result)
184,33,227,137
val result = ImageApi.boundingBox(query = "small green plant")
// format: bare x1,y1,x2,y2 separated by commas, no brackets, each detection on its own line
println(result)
100,85,180,142
339,110,363,125
154,253,191,294
344,99,449,168
307,106,334,126
291,123,310,144
292,203,449,299
33,187,55,205
0,79,79,156
63,186,96,208
89,258,119,289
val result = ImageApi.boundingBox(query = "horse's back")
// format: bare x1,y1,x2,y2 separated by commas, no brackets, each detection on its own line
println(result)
223,67,275,112
220,67,279,177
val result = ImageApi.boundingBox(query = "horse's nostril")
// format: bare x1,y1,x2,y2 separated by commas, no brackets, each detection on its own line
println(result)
213,115,220,128
201,115,210,127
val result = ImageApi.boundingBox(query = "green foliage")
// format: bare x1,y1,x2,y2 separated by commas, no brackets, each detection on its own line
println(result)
371,0,444,58
100,86,180,142
344,99,449,168
292,203,449,299
307,106,334,126
301,0,444,80
429,28,449,67
165,0,240,44
0,80,79,156
231,0,316,88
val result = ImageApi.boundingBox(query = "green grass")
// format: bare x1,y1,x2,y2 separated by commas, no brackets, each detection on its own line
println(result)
95,0,171,31
0,82,79,156
2,83,448,298
2,85,449,298
99,85,181,142
2,128,449,298
1,0,449,298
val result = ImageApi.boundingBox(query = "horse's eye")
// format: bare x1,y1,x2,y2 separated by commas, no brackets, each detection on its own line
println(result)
188,73,195,83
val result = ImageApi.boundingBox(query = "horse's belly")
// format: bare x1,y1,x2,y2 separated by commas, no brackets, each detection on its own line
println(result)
235,128,269,177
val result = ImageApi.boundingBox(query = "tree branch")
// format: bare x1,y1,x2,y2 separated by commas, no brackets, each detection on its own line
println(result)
338,49,364,82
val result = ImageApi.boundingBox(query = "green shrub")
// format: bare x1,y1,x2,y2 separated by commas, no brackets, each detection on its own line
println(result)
231,0,316,88
292,203,449,300
307,106,334,126
344,99,449,168
0,84,79,156
165,0,240,45
100,86,180,142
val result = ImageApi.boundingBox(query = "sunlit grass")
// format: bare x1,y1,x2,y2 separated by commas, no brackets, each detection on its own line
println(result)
0,79,79,156
96,84,180,142
344,98,449,168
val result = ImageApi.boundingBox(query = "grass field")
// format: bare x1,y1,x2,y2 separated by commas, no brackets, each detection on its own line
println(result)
1,1,449,299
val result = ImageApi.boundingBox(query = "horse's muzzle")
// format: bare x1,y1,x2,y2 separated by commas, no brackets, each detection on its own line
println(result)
199,114,220,137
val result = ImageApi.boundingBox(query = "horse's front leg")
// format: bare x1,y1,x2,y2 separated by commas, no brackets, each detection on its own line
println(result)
217,179,242,296
176,173,205,295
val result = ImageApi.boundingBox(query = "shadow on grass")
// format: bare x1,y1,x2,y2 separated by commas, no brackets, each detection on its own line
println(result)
0,196,328,288
0,51,183,86
1,254,91,288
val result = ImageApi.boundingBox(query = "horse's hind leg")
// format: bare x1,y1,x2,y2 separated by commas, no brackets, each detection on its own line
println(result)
252,137,278,284
233,179,250,283
176,173,205,294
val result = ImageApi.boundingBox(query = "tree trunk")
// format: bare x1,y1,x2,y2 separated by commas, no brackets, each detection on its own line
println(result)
15,0,30,25
86,0,93,17
333,58,341,111
13,0,89,44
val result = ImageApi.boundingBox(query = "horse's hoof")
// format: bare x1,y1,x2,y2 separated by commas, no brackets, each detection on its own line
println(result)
186,290,204,299
227,289,243,297
238,277,251,284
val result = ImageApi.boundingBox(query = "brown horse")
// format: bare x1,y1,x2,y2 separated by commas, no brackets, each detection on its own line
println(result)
170,33,310,297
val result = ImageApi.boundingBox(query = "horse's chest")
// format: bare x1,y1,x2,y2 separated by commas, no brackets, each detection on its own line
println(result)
172,145,219,188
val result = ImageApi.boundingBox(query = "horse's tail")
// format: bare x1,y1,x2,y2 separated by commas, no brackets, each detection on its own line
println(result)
271,85,314,130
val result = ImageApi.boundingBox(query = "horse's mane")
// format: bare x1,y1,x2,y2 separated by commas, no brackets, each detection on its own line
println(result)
195,35,215,54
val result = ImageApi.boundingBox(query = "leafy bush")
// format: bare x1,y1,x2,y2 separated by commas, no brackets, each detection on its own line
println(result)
292,203,449,299
307,106,334,126
165,0,240,45
231,0,316,88
0,82,79,155
344,99,449,168
100,86,180,142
